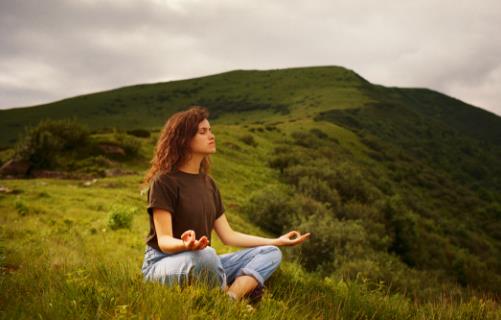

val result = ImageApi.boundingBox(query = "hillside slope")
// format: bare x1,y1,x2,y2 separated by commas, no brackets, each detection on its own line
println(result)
1,66,500,317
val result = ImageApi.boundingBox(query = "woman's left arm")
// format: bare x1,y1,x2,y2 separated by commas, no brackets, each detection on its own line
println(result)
214,214,310,248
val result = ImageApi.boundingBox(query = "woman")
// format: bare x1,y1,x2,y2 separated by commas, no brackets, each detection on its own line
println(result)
141,106,310,303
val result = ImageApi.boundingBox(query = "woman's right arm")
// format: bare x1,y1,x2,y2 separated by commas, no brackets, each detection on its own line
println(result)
153,208,187,254
153,208,210,253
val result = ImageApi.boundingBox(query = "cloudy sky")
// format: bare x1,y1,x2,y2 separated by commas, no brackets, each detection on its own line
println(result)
1,0,500,116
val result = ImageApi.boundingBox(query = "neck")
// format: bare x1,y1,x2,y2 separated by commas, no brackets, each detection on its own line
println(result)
177,153,204,174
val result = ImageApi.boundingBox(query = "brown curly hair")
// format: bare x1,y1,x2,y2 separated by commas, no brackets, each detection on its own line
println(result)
142,106,211,189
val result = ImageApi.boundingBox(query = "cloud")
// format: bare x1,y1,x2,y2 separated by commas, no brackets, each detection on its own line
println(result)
1,0,500,116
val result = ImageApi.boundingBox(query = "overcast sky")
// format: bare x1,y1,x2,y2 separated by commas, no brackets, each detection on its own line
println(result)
1,0,500,116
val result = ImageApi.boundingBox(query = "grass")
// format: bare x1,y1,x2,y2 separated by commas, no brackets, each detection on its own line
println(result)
1,135,499,318
1,202,497,319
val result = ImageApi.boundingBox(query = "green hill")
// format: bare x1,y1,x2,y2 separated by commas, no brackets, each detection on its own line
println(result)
0,66,499,319
0,66,391,147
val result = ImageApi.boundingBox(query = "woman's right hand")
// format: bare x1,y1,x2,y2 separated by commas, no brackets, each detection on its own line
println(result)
181,230,209,251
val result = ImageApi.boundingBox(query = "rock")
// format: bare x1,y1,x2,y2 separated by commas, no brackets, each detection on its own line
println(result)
104,168,135,177
31,170,71,179
97,143,126,157
0,185,23,194
82,178,98,187
0,159,31,177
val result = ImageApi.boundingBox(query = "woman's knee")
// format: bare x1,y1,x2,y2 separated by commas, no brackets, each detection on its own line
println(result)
190,247,226,288
194,246,221,270
260,245,282,265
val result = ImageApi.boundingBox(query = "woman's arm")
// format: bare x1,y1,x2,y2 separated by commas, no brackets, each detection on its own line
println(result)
214,214,277,247
153,208,209,253
214,214,311,248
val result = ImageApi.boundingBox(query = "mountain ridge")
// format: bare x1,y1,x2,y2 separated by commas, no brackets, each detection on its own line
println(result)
1,65,499,148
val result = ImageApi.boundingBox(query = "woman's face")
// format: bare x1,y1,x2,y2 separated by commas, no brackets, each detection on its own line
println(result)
189,118,216,155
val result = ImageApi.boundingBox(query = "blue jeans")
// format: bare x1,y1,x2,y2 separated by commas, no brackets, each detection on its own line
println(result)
141,245,282,290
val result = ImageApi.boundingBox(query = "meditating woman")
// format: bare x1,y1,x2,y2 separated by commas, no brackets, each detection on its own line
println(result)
141,106,310,303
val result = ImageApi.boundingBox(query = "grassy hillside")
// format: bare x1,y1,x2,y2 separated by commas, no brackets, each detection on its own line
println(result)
1,66,374,148
1,66,500,318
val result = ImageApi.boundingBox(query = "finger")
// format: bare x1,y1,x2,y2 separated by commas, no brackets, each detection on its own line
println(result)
197,237,209,250
290,233,309,245
288,230,301,240
298,233,311,243
198,238,209,250
191,240,200,250
182,230,195,242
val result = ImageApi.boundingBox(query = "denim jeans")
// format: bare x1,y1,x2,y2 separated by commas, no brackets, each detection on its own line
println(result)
141,245,282,290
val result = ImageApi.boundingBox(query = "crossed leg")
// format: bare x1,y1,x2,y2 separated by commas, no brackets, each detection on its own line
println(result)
219,245,282,301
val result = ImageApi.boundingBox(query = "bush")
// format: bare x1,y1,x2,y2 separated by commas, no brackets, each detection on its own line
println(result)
296,175,342,211
108,205,137,230
239,134,257,147
288,194,331,221
282,160,382,204
113,130,141,157
267,146,303,174
242,185,295,235
293,212,369,275
380,195,422,267
14,199,29,216
309,128,328,139
291,131,321,148
14,118,90,169
328,162,381,204
126,129,151,138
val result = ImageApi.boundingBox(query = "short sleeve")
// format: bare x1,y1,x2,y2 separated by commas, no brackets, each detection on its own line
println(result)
211,178,225,219
147,175,177,216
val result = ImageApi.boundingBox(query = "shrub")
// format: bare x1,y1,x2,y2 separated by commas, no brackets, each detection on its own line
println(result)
239,134,257,147
328,162,381,204
113,130,141,157
281,159,335,185
108,205,138,230
14,118,90,169
126,129,151,138
339,200,391,251
293,212,369,275
296,175,342,211
267,145,313,174
380,195,422,267
242,185,295,235
291,131,321,148
14,199,29,216
309,128,328,139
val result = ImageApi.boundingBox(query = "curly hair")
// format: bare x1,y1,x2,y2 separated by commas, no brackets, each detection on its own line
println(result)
142,106,211,189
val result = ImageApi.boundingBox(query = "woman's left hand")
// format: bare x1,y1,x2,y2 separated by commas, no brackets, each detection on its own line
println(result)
274,230,311,247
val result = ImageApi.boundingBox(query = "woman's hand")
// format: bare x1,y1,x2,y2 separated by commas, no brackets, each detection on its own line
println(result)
274,230,311,247
181,230,209,251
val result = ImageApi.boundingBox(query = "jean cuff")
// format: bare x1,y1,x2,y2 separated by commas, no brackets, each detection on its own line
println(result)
236,267,265,288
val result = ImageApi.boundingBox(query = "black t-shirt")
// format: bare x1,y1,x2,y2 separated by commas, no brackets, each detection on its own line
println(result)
146,169,225,251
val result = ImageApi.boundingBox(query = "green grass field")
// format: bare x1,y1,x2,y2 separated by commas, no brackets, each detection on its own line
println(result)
1,175,498,319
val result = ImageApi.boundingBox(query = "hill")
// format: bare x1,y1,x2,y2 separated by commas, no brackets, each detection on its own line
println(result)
0,66,500,318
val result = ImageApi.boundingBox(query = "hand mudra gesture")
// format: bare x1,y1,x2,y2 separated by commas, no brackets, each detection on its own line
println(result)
181,230,209,251
275,230,311,247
